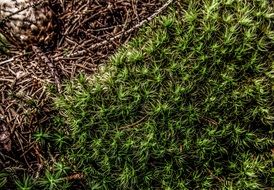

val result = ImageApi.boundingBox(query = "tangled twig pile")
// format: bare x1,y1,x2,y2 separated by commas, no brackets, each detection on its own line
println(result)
0,0,170,175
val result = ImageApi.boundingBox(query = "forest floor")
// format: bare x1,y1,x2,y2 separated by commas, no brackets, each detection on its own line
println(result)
0,0,168,188
1,0,274,189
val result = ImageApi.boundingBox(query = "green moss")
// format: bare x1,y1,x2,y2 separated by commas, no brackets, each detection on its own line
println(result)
0,33,9,53
51,0,274,189
6,0,274,189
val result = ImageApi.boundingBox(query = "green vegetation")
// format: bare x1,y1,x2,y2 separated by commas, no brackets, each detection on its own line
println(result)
2,0,274,189
0,33,9,53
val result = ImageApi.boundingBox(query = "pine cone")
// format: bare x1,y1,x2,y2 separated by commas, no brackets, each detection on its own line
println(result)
0,0,55,49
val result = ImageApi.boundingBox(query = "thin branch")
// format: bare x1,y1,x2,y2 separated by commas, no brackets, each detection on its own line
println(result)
119,115,148,130
0,57,15,66
54,0,173,61
32,46,61,93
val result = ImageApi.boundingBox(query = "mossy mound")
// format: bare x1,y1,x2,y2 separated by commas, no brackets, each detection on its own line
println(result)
5,0,274,189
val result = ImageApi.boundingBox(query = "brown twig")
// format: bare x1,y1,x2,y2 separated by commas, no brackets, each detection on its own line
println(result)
34,143,44,179
54,0,173,61
119,115,148,130
62,173,85,181
32,46,61,93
